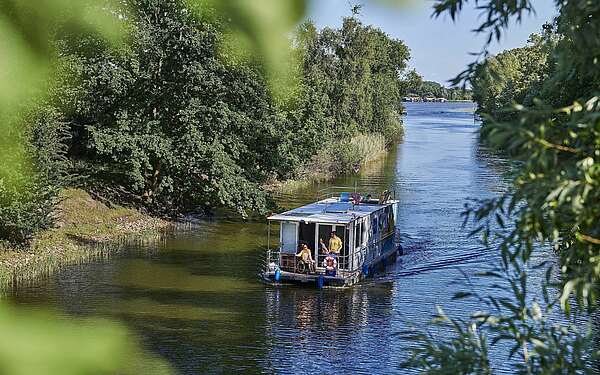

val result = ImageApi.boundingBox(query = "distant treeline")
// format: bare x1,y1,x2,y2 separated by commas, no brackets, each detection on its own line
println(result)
404,70,472,100
1,0,411,244
471,30,554,122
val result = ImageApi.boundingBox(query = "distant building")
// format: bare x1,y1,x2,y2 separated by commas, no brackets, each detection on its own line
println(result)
402,95,421,102
403,95,449,103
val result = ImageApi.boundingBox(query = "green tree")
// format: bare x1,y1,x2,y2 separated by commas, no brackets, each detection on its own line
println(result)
61,0,285,216
44,3,411,218
0,105,71,244
403,69,424,95
404,73,472,100
472,30,555,120
0,0,122,245
294,17,410,140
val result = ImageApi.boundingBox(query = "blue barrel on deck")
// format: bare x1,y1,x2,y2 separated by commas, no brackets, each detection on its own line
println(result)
362,264,369,277
339,192,350,202
317,275,324,289
274,269,281,282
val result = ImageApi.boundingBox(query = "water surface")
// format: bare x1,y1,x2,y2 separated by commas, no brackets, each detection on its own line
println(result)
10,102,539,374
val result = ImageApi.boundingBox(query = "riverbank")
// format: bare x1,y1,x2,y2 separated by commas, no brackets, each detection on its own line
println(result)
0,132,396,290
0,189,170,290
265,132,395,192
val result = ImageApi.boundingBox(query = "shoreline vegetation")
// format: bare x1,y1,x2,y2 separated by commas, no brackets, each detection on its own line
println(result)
264,132,394,192
403,71,473,101
0,136,393,290
0,131,396,290
0,189,169,290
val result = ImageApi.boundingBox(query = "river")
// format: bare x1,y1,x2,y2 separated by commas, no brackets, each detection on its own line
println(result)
9,102,545,374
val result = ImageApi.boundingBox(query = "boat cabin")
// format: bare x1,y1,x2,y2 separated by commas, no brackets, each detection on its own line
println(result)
264,192,400,286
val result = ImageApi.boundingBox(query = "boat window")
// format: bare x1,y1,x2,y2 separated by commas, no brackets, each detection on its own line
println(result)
373,216,378,235
355,221,362,249
281,222,297,253
381,206,394,235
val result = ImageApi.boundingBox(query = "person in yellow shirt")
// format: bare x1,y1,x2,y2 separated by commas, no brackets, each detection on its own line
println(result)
328,231,342,256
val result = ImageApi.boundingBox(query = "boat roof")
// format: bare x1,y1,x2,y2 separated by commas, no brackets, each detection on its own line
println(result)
268,197,397,224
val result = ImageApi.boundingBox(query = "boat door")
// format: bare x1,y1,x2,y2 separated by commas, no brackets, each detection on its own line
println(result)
316,223,347,269
298,221,316,257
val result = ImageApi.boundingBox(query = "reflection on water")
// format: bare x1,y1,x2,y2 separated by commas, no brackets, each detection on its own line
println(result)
8,102,546,374
113,260,258,293
263,285,396,374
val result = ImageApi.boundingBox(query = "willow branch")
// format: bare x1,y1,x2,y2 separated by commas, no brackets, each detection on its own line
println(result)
580,234,600,245
536,139,578,154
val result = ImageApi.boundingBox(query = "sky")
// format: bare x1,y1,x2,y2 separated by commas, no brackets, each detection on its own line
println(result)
307,0,558,84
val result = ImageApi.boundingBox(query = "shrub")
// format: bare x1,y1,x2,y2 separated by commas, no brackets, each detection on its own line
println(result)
292,133,388,183
343,133,387,168
0,108,70,245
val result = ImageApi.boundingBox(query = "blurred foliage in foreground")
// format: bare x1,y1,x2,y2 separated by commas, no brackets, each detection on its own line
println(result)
403,0,600,373
0,303,173,375
0,3,146,373
0,0,123,246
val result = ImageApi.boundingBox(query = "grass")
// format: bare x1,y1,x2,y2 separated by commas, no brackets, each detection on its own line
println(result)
343,133,388,167
266,132,392,193
0,188,170,291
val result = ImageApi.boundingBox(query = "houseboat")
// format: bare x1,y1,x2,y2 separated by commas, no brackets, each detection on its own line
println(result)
262,190,402,287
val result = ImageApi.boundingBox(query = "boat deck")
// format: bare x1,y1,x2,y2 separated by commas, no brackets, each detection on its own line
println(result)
263,270,359,287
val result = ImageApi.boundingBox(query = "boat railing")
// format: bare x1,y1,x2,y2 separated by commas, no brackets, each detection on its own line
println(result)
267,246,353,274
315,186,358,200
316,186,396,202
316,252,351,271
266,247,281,268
